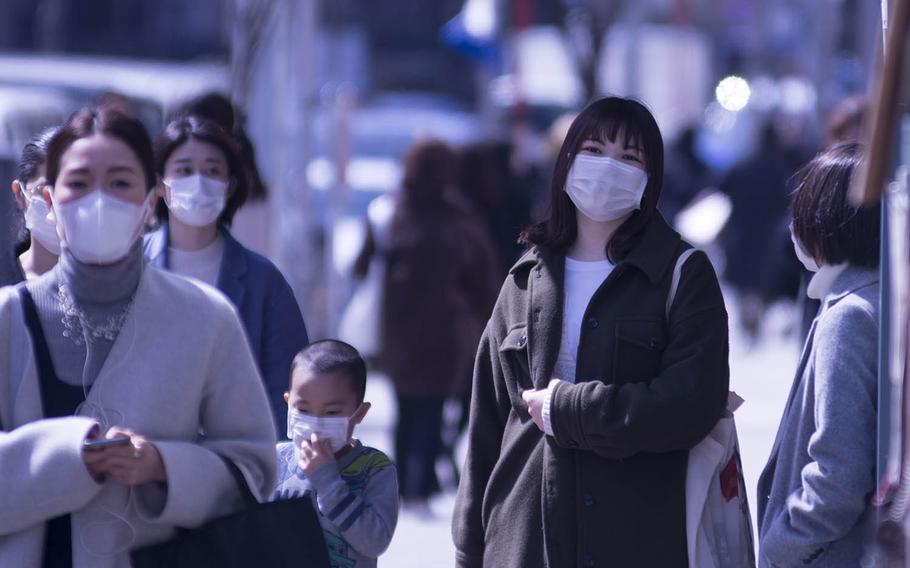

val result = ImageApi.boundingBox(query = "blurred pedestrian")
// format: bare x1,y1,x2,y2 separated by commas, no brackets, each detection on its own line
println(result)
381,139,498,514
9,127,60,282
757,142,879,566
0,106,276,567
661,125,713,224
453,97,730,567
718,121,806,342
144,116,309,437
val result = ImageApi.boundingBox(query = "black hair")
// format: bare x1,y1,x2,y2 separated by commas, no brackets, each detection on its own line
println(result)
17,126,59,185
153,115,248,226
520,96,665,262
46,107,156,191
291,340,367,404
169,92,268,201
791,142,879,267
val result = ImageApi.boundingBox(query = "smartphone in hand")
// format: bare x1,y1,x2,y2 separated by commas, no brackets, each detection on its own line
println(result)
82,435,131,452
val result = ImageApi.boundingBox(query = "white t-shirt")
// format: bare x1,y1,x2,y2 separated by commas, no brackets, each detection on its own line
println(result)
168,235,225,287
545,256,614,435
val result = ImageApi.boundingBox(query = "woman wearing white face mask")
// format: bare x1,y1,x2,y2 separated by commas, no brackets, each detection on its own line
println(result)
454,97,731,567
9,127,60,281
144,116,308,439
0,107,276,568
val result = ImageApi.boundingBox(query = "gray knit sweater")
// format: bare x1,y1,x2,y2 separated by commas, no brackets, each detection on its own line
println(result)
24,242,142,397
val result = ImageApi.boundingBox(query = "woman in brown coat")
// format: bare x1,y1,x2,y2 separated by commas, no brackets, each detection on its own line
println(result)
380,139,498,511
453,97,730,567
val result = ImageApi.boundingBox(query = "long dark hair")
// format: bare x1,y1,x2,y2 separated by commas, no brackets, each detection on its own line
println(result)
520,97,665,262
153,115,248,227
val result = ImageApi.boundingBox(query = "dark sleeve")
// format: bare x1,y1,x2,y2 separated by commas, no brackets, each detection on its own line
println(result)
352,218,376,279
550,251,729,459
452,321,512,568
261,269,310,437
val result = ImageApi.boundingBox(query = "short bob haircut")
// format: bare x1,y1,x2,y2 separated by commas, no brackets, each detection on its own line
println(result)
521,96,664,262
791,142,879,267
154,115,248,227
290,340,367,405
46,107,156,191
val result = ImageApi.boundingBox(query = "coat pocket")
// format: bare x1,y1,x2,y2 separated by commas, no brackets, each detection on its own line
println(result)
612,318,667,384
497,324,533,408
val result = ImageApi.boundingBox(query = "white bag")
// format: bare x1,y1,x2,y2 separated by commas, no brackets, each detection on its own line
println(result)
685,393,755,568
338,194,395,358
668,249,755,568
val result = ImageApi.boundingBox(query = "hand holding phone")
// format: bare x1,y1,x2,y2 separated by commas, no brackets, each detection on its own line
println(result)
82,435,131,452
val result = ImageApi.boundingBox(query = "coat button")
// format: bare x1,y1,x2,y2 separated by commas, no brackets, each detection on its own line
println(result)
587,317,599,329
649,337,658,349
584,553,594,566
518,335,527,347
583,494,594,506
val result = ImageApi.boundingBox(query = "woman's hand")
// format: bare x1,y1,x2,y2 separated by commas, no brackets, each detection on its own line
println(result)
81,427,167,486
298,433,336,475
521,389,547,431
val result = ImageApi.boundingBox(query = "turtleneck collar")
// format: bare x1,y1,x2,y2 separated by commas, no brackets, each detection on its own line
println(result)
807,263,848,300
57,239,144,305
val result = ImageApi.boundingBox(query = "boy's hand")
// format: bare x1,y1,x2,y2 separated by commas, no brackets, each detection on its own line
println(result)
299,433,335,475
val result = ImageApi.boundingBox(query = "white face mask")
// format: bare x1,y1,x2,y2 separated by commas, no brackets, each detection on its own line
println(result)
790,226,820,272
24,194,61,254
287,406,361,453
52,190,151,265
165,174,228,227
565,155,648,222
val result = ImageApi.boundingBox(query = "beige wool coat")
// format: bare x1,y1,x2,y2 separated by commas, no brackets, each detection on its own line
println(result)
0,265,277,568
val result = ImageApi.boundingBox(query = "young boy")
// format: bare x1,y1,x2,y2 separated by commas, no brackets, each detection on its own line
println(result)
274,340,399,567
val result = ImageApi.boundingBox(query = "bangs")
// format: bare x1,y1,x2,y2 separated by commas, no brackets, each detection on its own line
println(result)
579,112,645,153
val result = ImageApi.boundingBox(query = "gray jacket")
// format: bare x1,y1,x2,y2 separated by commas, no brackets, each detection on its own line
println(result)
757,267,879,567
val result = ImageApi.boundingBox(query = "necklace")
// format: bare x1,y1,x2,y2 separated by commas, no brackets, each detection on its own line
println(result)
57,283,134,345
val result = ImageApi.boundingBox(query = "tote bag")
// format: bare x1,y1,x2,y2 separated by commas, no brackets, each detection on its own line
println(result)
131,457,331,568
669,249,756,568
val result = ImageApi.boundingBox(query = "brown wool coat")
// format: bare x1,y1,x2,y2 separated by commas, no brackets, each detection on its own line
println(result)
379,203,500,399
453,214,730,568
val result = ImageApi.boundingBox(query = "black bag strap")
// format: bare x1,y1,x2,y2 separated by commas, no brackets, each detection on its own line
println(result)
218,455,259,508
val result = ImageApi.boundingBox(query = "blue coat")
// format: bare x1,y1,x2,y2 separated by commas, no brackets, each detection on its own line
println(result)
144,225,309,438
757,267,879,567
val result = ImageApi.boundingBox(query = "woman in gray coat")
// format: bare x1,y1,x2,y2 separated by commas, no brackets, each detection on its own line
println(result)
757,142,880,567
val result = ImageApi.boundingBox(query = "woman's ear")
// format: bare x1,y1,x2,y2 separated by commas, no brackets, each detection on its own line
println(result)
10,180,26,210
42,186,56,223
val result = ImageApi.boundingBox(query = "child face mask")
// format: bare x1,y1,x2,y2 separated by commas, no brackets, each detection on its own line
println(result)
286,406,363,453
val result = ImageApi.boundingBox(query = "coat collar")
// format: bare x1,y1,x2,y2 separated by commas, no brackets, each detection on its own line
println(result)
824,265,879,306
144,223,248,307
517,213,682,390
509,212,682,285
